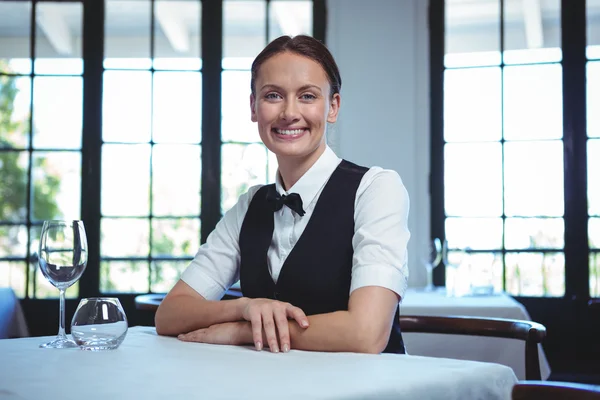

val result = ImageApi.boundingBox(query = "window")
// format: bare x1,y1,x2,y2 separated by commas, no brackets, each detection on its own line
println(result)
433,0,598,298
0,0,321,299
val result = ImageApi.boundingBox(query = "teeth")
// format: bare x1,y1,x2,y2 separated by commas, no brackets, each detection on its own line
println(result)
276,128,304,135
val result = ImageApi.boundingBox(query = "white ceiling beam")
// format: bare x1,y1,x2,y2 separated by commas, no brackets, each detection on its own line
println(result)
522,0,544,48
36,5,73,56
155,2,190,53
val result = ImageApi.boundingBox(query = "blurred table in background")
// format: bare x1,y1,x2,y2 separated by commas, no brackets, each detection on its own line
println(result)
0,287,29,339
400,287,551,380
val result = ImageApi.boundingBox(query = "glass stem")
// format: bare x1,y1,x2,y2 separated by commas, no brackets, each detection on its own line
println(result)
58,288,67,339
426,265,434,290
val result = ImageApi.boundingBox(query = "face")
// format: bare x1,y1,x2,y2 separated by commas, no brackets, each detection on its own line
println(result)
250,52,340,163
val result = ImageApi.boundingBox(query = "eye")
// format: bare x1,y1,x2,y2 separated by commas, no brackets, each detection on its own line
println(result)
265,92,282,100
300,93,317,101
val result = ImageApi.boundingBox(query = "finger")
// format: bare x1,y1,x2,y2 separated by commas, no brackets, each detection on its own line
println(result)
287,305,309,328
178,329,206,342
250,313,263,351
262,311,279,353
274,309,290,353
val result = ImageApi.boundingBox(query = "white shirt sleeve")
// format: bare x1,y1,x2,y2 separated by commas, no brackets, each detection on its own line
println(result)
180,185,263,301
350,168,410,299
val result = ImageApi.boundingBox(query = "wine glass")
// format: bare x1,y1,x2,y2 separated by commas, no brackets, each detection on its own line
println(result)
38,220,88,348
422,238,443,292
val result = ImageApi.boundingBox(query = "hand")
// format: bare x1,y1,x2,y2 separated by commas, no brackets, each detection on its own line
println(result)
241,298,309,353
177,322,247,346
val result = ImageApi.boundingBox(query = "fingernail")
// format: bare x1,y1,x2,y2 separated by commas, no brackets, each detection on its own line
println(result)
272,344,279,353
301,320,309,327
255,341,262,351
283,344,289,353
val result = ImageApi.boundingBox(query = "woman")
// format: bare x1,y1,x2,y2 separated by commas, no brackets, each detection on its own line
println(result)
155,35,410,355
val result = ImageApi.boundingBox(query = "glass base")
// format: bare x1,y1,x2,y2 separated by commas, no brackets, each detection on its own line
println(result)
39,336,78,349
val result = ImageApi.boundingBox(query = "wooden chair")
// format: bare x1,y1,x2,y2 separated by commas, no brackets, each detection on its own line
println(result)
399,315,547,380
512,381,600,400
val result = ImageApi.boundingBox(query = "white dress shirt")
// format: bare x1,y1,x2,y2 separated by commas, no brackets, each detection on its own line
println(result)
181,146,410,301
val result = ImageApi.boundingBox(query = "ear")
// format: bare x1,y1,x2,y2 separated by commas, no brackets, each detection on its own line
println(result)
250,93,257,122
327,93,341,123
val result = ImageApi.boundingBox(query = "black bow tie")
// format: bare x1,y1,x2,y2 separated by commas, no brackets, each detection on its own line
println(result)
266,186,306,216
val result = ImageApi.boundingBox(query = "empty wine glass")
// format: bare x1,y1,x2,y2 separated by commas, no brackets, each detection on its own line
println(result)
38,220,88,348
422,238,443,292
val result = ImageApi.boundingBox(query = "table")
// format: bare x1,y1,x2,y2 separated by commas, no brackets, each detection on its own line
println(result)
400,288,551,380
0,326,517,400
0,288,29,339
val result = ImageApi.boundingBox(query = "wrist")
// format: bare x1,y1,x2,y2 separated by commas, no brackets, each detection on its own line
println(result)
235,297,251,319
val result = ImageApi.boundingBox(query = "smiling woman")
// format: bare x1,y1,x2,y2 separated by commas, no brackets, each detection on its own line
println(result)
155,35,411,356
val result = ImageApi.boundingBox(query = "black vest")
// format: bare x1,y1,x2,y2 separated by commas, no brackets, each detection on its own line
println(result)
239,160,405,354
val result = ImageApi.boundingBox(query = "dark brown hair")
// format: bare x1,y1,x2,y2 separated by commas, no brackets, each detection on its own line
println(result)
250,35,342,99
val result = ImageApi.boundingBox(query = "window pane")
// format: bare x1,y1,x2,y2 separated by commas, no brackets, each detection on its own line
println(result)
444,67,501,142
221,143,268,213
101,218,149,257
33,76,83,149
152,218,200,257
589,140,600,216
222,71,258,143
505,252,564,296
445,217,503,250
31,151,81,221
444,0,501,67
29,225,41,261
153,72,201,143
0,76,30,149
0,151,28,221
153,145,201,216
267,148,278,183
464,252,503,294
151,260,187,293
503,64,562,140
590,218,600,249
504,141,564,217
502,0,561,64
100,261,149,293
588,0,600,59
223,1,266,70
588,62,600,138
154,1,201,71
0,2,32,74
102,144,150,216
591,252,600,298
505,218,564,249
444,143,503,217
103,71,152,143
104,0,151,70
34,3,83,75
0,261,26,298
268,1,312,41
0,225,26,258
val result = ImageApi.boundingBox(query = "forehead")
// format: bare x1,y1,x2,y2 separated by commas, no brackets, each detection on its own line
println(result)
256,52,329,88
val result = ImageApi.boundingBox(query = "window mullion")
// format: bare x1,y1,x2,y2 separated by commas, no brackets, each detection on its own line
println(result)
200,0,223,244
561,0,589,300
80,0,104,297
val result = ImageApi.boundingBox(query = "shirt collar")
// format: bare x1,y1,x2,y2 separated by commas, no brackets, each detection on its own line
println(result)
275,146,341,212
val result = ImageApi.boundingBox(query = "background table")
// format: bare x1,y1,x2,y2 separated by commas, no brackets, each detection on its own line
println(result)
0,288,29,339
0,326,517,400
400,288,551,380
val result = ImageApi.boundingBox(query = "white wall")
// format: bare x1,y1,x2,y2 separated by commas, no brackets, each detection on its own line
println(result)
326,0,430,288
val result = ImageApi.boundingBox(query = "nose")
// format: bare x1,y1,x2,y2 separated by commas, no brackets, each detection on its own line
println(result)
281,99,300,121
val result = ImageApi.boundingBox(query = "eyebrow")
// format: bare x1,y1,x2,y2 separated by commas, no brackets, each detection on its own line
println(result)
260,84,323,93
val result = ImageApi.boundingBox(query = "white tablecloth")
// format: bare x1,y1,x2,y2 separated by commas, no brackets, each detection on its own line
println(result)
0,288,29,339
400,288,551,380
0,326,517,400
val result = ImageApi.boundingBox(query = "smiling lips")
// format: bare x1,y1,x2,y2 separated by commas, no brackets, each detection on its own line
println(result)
272,128,308,138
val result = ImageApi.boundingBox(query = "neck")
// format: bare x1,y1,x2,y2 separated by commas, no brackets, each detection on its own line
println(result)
277,143,326,191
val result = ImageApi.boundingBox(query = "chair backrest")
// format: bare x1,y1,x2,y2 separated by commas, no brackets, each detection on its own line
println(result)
512,381,600,400
399,315,546,380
